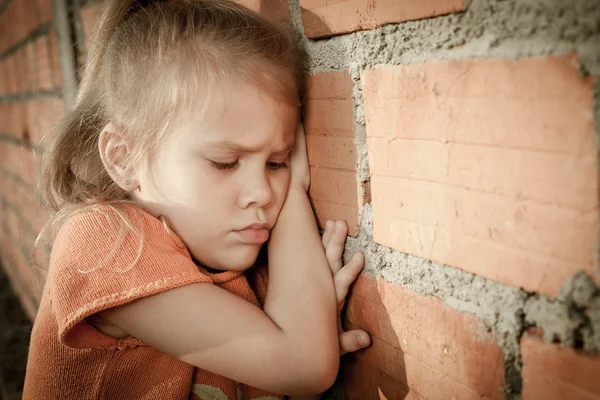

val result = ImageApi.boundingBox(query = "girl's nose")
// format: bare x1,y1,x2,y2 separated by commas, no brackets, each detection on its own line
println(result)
238,170,274,209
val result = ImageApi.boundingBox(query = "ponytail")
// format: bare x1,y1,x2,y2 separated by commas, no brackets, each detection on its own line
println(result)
77,0,136,103
40,1,143,210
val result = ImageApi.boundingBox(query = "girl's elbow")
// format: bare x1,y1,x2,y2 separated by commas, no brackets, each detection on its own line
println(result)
311,360,339,395
295,352,339,395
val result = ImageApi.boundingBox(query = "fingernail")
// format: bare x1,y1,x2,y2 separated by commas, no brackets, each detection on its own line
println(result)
359,333,370,346
353,253,360,260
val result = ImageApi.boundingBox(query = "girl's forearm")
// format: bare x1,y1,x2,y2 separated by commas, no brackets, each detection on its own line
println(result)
264,185,338,357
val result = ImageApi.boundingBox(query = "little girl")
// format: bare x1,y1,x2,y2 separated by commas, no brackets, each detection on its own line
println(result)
22,0,370,398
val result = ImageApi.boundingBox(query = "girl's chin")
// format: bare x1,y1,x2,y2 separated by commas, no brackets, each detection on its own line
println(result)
191,250,260,273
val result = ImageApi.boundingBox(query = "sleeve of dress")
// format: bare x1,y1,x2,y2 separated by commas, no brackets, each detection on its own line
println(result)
48,204,213,349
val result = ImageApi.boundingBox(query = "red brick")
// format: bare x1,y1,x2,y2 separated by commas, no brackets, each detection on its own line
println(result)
0,141,12,172
27,97,63,146
48,29,62,88
36,35,54,90
303,70,360,235
0,186,17,214
307,135,356,170
363,55,598,297
37,0,54,24
0,12,8,53
5,2,22,47
4,102,26,137
309,168,360,235
80,3,104,47
0,62,7,95
3,56,17,95
24,41,37,92
7,147,38,187
235,0,291,24
13,49,29,94
18,0,39,36
300,0,466,38
344,274,505,399
304,71,354,137
312,199,360,236
522,330,600,400
0,252,38,321
310,168,357,205
29,202,50,238
15,186,47,240
24,100,38,143
343,356,420,400
3,231,41,314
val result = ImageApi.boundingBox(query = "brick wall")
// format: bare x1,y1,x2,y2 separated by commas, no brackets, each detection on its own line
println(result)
0,0,63,321
1,0,599,399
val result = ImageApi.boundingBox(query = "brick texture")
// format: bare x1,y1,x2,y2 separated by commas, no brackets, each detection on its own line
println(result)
363,55,598,297
3,56,17,95
235,0,291,23
300,0,467,38
48,29,62,88
1,1,599,399
344,273,505,399
35,35,54,90
37,0,54,24
0,0,61,324
80,2,104,46
521,330,600,400
304,70,361,236
13,49,28,94
25,98,64,146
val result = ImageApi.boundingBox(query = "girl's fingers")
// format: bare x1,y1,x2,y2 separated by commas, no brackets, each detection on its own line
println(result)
334,252,365,306
325,220,348,274
321,220,334,249
339,329,370,356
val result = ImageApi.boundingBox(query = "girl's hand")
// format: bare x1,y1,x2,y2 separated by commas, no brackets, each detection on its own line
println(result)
290,123,310,192
322,220,371,356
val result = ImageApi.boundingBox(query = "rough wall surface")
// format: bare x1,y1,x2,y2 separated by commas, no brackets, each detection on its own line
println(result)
0,0,62,321
1,0,599,399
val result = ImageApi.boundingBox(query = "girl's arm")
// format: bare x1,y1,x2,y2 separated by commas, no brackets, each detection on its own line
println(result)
98,125,339,396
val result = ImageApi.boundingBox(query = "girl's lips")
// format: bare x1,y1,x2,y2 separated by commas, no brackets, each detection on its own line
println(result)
235,228,269,244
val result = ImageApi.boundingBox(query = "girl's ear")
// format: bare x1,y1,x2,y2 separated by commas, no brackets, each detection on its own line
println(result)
98,122,138,191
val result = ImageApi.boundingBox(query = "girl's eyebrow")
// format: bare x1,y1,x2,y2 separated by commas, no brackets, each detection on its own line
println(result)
201,140,294,154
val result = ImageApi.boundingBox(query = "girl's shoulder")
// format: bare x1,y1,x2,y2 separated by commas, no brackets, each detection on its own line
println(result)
54,203,184,254
58,203,155,240
49,202,191,280
45,203,210,350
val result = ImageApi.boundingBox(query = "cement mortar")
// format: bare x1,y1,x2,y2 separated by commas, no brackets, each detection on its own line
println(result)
304,0,600,125
524,296,586,347
342,204,600,394
298,0,600,354
526,272,600,352
352,124,370,183
584,296,600,352
559,271,598,309
344,204,528,394
290,0,600,395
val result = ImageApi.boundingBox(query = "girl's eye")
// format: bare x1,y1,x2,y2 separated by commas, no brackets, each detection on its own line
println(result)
209,160,239,171
268,162,288,170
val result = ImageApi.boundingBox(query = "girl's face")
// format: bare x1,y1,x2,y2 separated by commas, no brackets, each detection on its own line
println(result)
135,84,298,271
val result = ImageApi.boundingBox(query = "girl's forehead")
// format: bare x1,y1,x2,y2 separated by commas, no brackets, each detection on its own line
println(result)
183,83,297,124
173,88,298,148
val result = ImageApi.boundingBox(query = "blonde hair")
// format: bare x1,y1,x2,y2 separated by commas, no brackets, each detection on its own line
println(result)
35,0,305,265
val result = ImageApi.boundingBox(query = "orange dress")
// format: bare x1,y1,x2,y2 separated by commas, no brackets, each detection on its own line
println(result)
23,204,283,400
